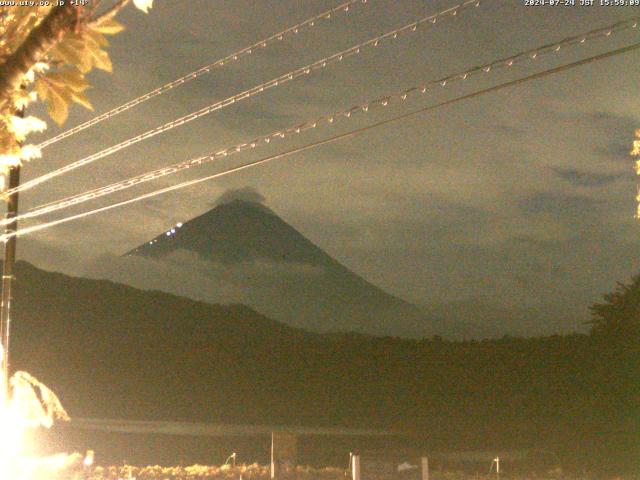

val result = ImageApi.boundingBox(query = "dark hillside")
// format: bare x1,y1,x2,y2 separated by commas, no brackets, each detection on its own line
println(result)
7,262,638,474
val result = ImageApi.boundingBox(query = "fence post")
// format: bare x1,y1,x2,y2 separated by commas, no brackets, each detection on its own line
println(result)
351,455,360,480
270,433,276,480
421,457,429,480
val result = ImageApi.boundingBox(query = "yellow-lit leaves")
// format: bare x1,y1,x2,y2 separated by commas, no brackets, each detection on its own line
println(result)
86,29,110,48
51,37,86,68
35,78,71,125
28,16,119,127
631,129,640,158
50,31,114,74
90,18,125,35
0,0,133,160
89,47,112,72
50,69,89,93
34,69,92,125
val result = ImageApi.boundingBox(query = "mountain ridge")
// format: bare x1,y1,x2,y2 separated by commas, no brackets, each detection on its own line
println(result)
123,198,433,337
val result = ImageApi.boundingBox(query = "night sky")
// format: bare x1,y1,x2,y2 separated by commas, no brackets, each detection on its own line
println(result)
16,0,640,335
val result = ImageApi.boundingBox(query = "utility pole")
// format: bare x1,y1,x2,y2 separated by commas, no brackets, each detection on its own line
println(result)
1,163,20,399
0,106,22,400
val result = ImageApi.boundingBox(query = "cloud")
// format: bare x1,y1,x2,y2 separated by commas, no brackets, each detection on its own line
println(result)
551,167,621,187
584,112,638,164
494,124,525,138
83,250,328,316
213,186,266,206
518,192,603,218
593,142,635,164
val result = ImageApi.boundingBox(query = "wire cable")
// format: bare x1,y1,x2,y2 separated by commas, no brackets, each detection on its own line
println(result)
7,16,639,226
4,40,639,241
36,0,370,149
5,0,481,199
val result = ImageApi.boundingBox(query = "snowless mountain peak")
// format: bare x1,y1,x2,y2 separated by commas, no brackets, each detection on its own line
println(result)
124,190,432,337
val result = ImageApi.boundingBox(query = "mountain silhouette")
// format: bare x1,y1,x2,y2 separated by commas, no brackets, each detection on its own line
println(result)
124,197,432,337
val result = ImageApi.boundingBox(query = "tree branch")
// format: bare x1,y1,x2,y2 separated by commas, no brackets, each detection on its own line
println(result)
89,0,130,27
0,4,80,110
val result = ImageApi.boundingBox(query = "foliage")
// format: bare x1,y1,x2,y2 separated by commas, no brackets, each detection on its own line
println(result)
632,129,640,218
0,1,153,180
589,273,640,337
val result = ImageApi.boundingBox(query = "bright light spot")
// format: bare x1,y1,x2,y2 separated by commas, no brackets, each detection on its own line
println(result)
8,116,46,141
170,228,176,234
0,343,75,480
166,231,171,236
176,222,183,228
133,0,154,13
83,450,95,467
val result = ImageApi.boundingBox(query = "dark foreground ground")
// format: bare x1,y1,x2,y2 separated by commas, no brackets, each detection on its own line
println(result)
31,428,638,480
47,461,638,480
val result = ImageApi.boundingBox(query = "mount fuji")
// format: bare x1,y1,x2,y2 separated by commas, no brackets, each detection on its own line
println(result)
123,193,433,337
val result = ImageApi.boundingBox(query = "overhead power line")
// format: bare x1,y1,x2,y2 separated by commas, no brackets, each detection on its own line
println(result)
4,40,639,242
36,0,370,150
4,0,481,199
7,16,639,226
